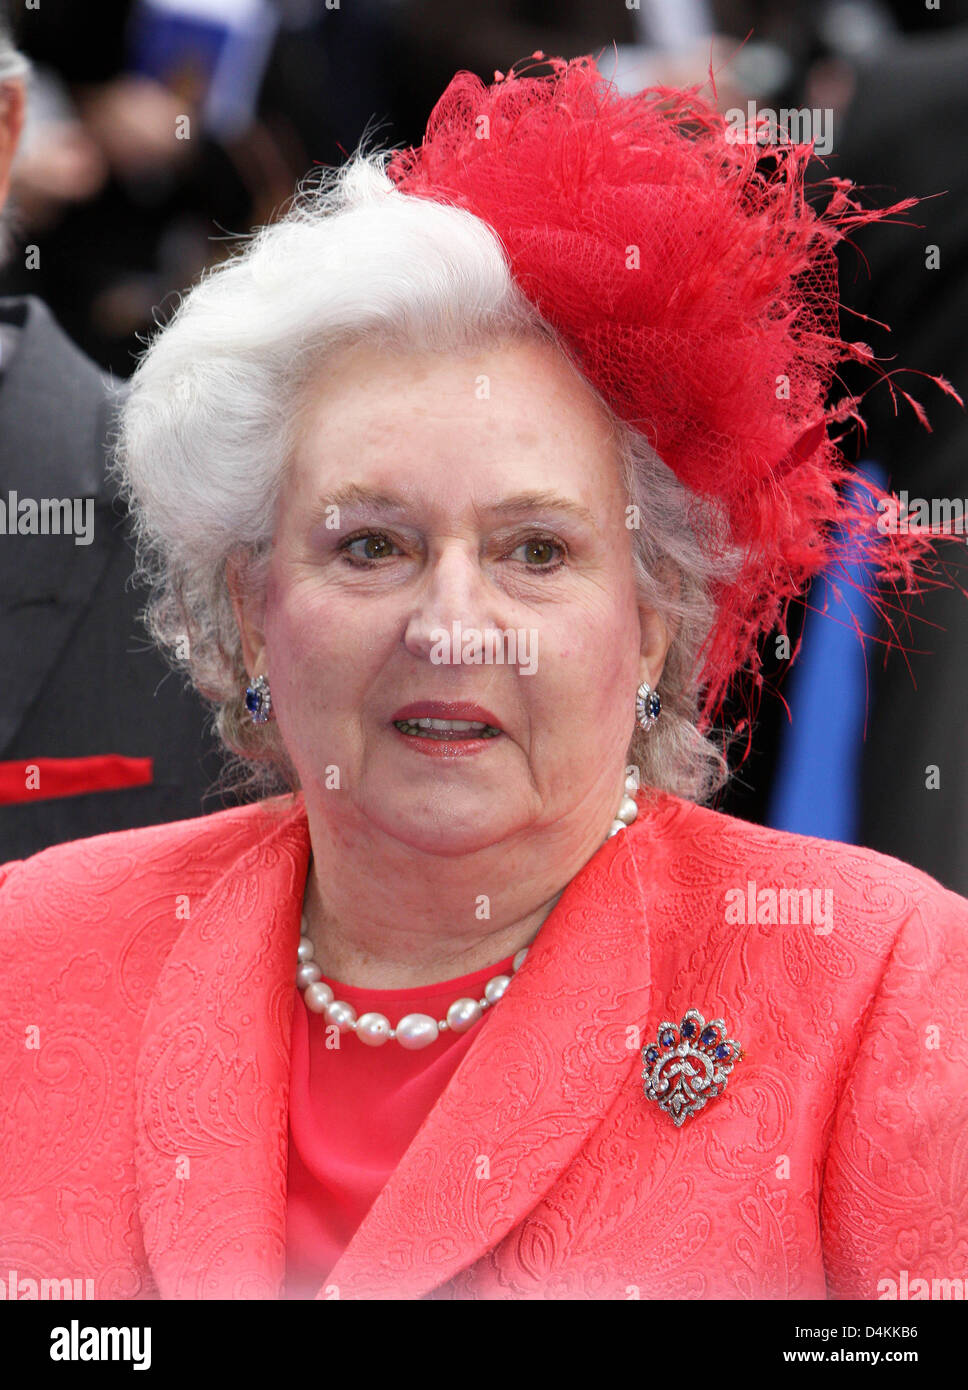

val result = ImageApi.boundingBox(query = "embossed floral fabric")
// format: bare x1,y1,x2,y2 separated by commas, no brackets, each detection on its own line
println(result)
0,789,965,1300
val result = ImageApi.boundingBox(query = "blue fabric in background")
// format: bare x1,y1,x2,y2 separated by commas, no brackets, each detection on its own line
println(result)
766,463,888,843
128,0,278,141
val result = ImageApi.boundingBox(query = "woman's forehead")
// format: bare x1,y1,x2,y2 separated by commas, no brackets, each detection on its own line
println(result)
295,345,606,464
295,336,609,424
281,344,624,522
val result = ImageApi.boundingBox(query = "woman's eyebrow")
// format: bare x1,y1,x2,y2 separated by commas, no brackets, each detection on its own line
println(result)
310,484,409,518
488,491,596,522
309,486,597,525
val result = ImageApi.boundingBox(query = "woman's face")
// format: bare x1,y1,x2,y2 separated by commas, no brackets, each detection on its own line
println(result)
236,337,669,855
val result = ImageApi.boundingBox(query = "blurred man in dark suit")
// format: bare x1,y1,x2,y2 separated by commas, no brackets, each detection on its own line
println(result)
0,6,226,860
710,21,968,897
834,27,968,895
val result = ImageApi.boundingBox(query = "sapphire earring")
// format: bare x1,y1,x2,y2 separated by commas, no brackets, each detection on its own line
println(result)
635,681,661,732
245,674,273,724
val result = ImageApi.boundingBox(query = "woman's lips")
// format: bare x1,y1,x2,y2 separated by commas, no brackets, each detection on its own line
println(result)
391,700,502,728
394,717,499,738
391,725,501,757
389,702,504,756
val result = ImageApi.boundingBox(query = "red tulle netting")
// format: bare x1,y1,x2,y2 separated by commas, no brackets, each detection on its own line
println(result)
386,52,964,731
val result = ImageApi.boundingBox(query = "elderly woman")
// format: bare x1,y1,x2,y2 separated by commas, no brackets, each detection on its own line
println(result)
1,55,966,1302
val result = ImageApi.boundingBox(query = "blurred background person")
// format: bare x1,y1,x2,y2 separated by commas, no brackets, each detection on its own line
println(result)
0,1,228,859
805,18,968,895
0,0,406,374
1,0,284,373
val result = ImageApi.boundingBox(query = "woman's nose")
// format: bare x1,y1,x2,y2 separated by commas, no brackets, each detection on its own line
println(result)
403,542,504,663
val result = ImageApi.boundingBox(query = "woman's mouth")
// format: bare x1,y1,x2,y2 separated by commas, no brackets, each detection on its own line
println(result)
393,718,501,740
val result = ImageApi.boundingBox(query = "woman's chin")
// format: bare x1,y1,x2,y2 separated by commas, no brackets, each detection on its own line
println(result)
364,794,522,858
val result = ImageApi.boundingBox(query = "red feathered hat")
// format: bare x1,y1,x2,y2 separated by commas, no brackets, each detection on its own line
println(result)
386,53,963,730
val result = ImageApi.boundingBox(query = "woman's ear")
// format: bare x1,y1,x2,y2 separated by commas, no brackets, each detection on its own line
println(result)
638,560,677,688
639,602,672,689
226,550,268,677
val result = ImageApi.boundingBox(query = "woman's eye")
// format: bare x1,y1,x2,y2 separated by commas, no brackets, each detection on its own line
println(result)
510,536,565,568
341,532,401,563
339,532,564,569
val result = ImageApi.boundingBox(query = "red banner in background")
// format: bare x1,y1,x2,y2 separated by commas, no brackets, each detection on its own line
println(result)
0,755,154,804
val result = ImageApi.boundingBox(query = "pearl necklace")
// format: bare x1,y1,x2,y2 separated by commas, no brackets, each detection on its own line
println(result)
295,776,641,1049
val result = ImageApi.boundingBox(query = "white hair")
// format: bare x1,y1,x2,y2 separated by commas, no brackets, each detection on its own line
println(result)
115,148,737,804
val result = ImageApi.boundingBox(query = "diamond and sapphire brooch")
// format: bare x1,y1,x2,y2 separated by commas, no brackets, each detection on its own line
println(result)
641,1008,743,1126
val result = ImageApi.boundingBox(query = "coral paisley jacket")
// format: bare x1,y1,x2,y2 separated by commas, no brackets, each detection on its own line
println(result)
1,789,966,1301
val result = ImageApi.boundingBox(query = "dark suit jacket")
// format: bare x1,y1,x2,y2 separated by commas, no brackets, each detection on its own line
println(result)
0,296,227,860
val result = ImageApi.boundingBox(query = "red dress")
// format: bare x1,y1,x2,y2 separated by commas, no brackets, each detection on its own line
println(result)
285,952,518,1297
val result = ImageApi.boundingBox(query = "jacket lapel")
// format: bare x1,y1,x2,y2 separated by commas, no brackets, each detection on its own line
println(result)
323,812,654,1299
134,797,310,1299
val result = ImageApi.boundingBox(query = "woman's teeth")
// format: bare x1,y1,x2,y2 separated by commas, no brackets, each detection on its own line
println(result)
394,718,501,739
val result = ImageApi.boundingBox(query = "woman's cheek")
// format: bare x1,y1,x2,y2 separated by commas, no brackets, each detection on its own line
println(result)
268,582,336,663
561,628,637,723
